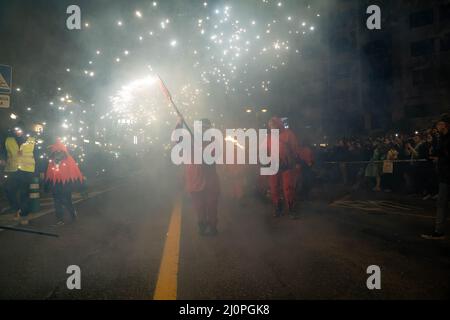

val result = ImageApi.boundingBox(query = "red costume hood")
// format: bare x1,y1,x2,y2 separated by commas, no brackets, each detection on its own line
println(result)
50,138,68,154
269,117,285,131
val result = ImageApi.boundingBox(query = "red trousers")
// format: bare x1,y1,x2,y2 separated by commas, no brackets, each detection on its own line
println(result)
269,169,298,209
190,186,220,228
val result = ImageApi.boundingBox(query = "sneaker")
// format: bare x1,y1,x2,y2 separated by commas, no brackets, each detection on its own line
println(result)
421,232,446,240
19,218,29,226
70,211,78,222
432,194,439,200
273,201,283,217
50,220,65,227
422,194,431,201
13,211,21,221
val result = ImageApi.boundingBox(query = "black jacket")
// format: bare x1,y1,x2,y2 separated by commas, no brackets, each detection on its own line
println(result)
435,132,450,183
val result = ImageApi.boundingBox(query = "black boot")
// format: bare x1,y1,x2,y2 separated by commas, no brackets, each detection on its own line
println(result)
273,201,283,217
288,204,299,220
198,222,207,236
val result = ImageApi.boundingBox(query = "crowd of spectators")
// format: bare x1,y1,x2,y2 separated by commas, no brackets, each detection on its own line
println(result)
315,128,441,199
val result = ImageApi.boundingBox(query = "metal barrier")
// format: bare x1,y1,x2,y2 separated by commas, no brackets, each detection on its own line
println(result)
324,159,428,165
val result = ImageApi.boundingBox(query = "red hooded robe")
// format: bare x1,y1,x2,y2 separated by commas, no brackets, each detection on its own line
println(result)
45,139,84,185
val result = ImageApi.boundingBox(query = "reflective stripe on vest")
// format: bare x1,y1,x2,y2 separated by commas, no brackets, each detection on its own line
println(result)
5,137,36,173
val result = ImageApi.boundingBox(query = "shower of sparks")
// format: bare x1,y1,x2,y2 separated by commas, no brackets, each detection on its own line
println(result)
19,0,321,162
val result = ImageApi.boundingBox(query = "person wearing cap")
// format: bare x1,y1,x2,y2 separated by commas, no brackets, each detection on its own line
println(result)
0,124,37,225
422,114,450,240
44,138,84,226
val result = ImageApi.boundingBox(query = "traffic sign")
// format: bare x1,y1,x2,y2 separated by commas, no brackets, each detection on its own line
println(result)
0,94,10,108
0,64,12,94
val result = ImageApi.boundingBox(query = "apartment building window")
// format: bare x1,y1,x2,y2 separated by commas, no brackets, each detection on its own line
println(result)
411,39,434,57
410,9,434,28
440,3,450,22
441,33,450,51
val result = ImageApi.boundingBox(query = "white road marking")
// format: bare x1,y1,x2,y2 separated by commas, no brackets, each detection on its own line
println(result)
330,199,434,219
0,185,122,233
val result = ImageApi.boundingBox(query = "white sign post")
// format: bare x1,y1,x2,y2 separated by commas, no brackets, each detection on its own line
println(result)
0,65,12,108
0,94,10,108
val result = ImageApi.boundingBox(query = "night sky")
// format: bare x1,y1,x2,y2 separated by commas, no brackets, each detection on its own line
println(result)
0,0,325,155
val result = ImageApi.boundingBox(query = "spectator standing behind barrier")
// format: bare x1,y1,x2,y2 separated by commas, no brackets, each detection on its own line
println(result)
0,124,37,225
382,144,398,192
422,114,450,240
365,141,384,192
297,140,314,200
411,132,437,199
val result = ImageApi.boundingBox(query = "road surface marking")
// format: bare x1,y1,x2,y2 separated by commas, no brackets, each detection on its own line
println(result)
153,196,182,300
0,186,121,232
330,200,433,219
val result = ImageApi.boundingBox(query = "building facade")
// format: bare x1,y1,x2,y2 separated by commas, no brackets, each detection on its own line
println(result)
322,0,450,136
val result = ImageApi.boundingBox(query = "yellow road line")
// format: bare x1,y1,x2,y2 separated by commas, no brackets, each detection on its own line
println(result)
153,196,182,300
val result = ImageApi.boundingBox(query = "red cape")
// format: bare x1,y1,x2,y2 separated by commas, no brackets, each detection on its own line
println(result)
45,140,84,185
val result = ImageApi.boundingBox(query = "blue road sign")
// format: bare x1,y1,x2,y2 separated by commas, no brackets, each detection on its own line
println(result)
0,65,12,94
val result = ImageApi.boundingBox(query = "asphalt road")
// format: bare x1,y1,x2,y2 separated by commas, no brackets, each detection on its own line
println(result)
0,163,449,300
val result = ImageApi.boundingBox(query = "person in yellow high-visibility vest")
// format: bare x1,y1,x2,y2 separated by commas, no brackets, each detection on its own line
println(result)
0,125,36,225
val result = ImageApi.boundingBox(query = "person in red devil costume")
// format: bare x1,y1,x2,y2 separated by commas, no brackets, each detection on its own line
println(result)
174,117,221,236
45,138,84,226
265,117,301,218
